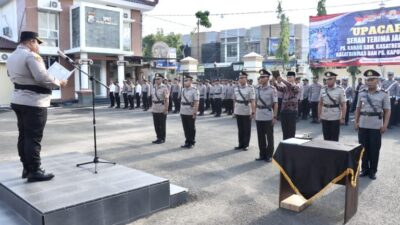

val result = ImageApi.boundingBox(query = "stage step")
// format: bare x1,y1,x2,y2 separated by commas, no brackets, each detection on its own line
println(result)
0,200,30,225
0,152,188,225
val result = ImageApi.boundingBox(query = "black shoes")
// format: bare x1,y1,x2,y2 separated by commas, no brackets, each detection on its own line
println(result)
234,146,243,150
152,139,165,144
181,144,194,149
360,170,369,177
255,157,265,161
265,157,272,163
234,146,248,151
369,172,377,180
22,168,28,179
27,168,54,183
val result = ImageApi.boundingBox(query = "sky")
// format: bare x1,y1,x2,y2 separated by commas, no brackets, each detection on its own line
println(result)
142,0,400,36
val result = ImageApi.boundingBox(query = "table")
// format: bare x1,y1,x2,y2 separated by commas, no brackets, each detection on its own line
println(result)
272,138,364,224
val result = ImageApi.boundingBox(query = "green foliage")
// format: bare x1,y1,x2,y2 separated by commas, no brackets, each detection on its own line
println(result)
276,1,290,69
195,11,212,28
310,67,325,78
317,0,327,16
142,29,184,59
347,66,361,88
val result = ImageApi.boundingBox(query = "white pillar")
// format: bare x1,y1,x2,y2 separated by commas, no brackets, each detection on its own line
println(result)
80,52,89,89
118,55,125,86
100,60,107,97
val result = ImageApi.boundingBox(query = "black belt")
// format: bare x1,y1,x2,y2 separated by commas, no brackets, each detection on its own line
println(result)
153,101,164,104
236,100,249,104
360,112,382,117
323,104,339,108
181,102,192,106
214,93,221,95
257,105,271,111
14,83,52,95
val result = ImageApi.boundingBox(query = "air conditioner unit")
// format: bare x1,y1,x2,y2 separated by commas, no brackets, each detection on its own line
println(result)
123,13,129,19
0,53,10,63
49,1,59,8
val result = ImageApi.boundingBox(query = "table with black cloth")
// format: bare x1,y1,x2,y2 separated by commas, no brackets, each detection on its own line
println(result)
272,138,364,224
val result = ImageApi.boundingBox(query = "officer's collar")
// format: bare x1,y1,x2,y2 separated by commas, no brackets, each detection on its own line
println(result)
18,44,30,51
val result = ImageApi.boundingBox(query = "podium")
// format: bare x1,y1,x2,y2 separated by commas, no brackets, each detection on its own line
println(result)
273,138,364,224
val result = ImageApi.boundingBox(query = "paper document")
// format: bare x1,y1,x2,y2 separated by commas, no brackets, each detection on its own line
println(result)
48,62,75,81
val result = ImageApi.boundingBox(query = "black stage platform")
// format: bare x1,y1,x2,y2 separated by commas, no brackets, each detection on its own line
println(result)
0,152,188,225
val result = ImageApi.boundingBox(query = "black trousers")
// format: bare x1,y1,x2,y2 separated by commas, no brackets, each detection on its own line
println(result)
210,97,215,113
214,98,222,116
236,115,252,148
135,93,141,107
123,93,128,108
321,120,340,141
277,98,283,119
226,99,234,114
280,110,297,140
199,98,205,114
142,92,148,110
297,100,302,118
389,98,396,126
168,95,173,111
149,95,153,107
173,93,180,112
310,101,319,121
153,113,167,141
351,93,359,112
109,92,115,107
205,94,210,109
256,120,274,159
128,94,134,109
395,99,400,125
181,115,196,145
345,101,351,125
358,128,382,173
11,104,47,171
301,99,310,119
114,93,121,108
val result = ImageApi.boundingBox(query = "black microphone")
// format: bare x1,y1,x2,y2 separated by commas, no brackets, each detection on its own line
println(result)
57,50,75,65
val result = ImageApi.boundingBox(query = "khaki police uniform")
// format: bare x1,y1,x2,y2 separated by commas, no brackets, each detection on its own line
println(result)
198,83,206,115
180,85,200,147
342,82,354,125
382,78,399,126
7,44,60,173
309,82,322,122
234,84,255,149
213,83,224,116
151,83,169,142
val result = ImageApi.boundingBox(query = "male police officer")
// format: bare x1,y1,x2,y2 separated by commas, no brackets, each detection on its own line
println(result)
213,79,224,117
151,73,170,144
310,76,322,123
234,71,256,151
355,69,391,180
7,31,68,182
341,77,354,125
180,75,200,149
172,78,181,113
255,69,278,162
301,78,311,120
318,72,346,141
382,72,399,128
197,80,206,116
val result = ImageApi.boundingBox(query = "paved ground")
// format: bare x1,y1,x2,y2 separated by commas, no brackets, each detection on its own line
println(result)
0,106,399,225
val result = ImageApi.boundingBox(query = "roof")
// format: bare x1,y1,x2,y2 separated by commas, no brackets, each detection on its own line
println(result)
0,37,17,51
124,0,159,7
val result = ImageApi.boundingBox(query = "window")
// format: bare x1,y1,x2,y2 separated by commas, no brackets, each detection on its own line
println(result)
123,22,131,51
38,11,59,47
248,42,260,54
227,43,237,57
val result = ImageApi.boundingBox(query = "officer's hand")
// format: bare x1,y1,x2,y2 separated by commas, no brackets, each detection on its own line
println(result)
60,80,68,88
340,118,345,125
251,113,255,120
192,113,197,119
272,118,277,126
380,126,387,134
163,109,168,115
354,123,359,131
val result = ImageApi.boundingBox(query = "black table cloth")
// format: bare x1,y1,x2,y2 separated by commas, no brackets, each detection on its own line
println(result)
273,138,364,203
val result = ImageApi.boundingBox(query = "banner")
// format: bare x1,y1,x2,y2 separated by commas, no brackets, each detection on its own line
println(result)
310,6,400,67
268,37,295,56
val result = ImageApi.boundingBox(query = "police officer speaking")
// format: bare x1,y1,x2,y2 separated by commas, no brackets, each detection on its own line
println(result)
180,75,200,149
255,69,278,162
7,31,68,182
151,73,170,144
355,69,391,180
318,72,347,141
233,71,256,151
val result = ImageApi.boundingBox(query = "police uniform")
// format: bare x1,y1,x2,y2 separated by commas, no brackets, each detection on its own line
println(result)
225,82,235,115
234,71,256,150
301,78,311,119
319,72,346,141
172,79,182,113
255,69,278,161
213,80,224,117
341,77,354,125
122,80,129,109
127,80,134,110
381,72,399,127
197,81,206,116
356,70,391,180
7,31,60,182
151,74,170,144
205,80,211,110
114,82,121,108
108,82,115,107
180,75,200,148
142,81,150,111
310,78,322,123
209,82,216,114
395,77,400,126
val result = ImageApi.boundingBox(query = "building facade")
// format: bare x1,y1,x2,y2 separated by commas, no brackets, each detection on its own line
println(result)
0,0,158,106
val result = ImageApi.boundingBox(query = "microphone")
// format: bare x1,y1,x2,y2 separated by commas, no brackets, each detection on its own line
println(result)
57,50,75,65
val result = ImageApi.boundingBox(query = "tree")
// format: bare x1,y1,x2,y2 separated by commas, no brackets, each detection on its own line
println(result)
276,1,290,71
347,66,361,88
195,11,212,60
142,29,184,59
310,67,325,78
317,0,327,16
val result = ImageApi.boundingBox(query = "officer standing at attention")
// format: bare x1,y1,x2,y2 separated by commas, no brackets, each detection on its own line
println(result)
172,78,182,113
355,69,391,180
309,76,322,123
234,71,256,151
271,71,300,140
142,79,150,111
341,77,354,125
301,78,311,120
255,69,278,162
7,31,68,182
151,73,170,144
318,72,347,141
381,72,399,128
180,75,200,149
213,79,224,117
197,80,206,116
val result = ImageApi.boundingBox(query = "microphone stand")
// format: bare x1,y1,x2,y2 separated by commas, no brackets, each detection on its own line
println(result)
60,52,116,174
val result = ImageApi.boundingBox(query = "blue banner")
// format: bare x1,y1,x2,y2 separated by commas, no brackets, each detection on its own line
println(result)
268,37,295,56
